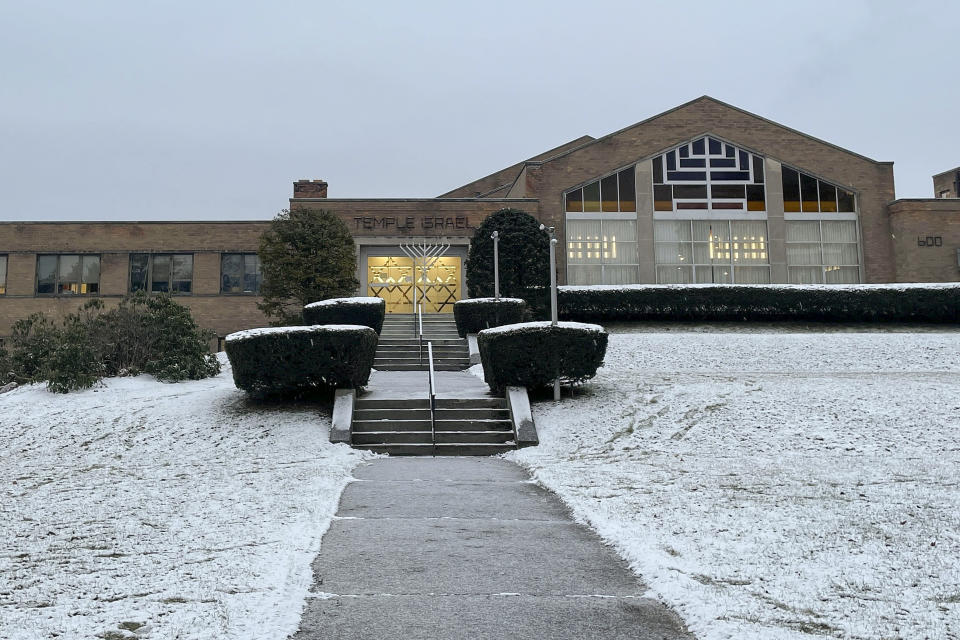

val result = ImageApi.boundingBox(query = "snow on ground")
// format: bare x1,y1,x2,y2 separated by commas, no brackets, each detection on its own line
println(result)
508,326,960,640
0,356,372,640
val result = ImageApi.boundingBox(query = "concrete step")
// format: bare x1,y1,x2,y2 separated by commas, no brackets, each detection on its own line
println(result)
373,364,470,372
435,430,515,444
374,358,470,366
353,419,513,433
377,339,465,346
373,350,468,357
375,344,466,351
354,397,504,409
352,430,434,445
354,407,510,421
353,443,516,456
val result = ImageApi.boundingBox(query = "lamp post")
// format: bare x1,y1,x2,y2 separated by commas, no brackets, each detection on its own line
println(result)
491,230,500,301
540,224,560,400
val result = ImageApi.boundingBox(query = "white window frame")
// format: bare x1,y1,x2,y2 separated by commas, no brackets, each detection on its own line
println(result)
654,220,770,284
784,219,862,284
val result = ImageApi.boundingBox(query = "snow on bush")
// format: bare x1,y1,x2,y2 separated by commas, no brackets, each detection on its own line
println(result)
477,321,607,394
302,297,385,334
0,357,372,639
509,326,960,639
225,324,377,395
558,283,960,323
453,297,527,337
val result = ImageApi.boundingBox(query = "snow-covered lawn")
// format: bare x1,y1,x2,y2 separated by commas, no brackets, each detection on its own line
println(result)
0,356,371,640
508,326,960,640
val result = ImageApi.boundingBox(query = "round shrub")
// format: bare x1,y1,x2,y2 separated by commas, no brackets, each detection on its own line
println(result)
477,321,608,394
303,297,386,334
225,324,377,396
453,298,527,337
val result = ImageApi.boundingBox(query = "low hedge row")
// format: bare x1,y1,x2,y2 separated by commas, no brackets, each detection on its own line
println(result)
558,284,960,323
225,324,377,395
477,321,608,394
303,297,386,333
453,298,527,337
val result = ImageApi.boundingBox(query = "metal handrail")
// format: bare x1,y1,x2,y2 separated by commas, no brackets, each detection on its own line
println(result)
417,303,424,366
427,341,437,455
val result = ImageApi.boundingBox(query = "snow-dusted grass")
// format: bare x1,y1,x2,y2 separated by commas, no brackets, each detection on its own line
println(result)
0,356,372,640
507,326,960,640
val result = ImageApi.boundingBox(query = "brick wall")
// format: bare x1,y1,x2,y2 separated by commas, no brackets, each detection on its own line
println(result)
0,222,270,339
933,169,959,198
888,199,960,282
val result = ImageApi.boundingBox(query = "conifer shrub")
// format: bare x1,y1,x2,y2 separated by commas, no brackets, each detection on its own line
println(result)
258,208,360,325
466,208,551,318
477,321,608,394
453,298,527,337
557,284,960,323
4,293,220,393
302,297,385,334
225,325,377,396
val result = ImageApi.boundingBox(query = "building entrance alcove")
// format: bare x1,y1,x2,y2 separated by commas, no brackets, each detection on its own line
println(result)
366,255,462,314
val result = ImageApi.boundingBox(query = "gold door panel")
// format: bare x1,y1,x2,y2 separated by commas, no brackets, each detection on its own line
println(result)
367,256,461,313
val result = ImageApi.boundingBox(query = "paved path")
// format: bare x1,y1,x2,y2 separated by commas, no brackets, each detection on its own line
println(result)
293,458,693,639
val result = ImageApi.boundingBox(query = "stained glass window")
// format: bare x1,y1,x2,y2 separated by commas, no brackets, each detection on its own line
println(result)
781,166,856,214
565,166,637,213
651,138,765,213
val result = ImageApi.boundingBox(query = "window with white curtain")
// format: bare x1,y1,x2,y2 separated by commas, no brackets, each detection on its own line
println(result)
654,220,769,284
566,218,639,285
785,220,860,283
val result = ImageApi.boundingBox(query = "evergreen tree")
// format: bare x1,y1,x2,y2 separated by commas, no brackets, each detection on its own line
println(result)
257,208,359,325
466,208,551,317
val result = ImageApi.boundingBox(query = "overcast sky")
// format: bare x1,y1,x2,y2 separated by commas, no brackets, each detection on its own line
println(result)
1,0,957,221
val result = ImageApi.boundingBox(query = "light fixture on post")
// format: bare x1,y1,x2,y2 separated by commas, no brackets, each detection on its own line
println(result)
491,230,500,301
540,223,560,401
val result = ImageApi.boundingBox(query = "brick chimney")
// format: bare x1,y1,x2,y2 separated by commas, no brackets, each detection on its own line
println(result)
293,179,328,198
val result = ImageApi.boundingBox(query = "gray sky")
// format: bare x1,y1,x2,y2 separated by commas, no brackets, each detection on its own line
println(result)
1,0,957,221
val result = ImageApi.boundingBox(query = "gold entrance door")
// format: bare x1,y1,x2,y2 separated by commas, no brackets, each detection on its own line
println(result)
367,256,461,313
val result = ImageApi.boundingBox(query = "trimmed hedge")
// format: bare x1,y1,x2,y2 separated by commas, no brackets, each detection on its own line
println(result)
558,284,960,323
303,297,386,334
477,321,608,394
225,324,377,395
453,298,527,337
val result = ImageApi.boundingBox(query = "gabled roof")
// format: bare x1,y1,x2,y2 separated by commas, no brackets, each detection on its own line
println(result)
438,135,594,198
524,96,890,169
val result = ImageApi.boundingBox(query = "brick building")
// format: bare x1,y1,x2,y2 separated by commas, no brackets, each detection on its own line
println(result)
1,96,958,343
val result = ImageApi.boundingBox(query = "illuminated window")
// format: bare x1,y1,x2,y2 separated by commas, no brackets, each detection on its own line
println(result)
781,167,856,213
652,138,765,213
566,219,638,285
220,253,262,294
654,220,769,284
785,220,860,283
565,166,637,213
36,254,100,295
130,253,193,294
0,255,6,295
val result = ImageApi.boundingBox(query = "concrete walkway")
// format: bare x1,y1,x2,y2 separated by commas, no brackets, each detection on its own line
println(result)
365,369,493,399
292,458,693,639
